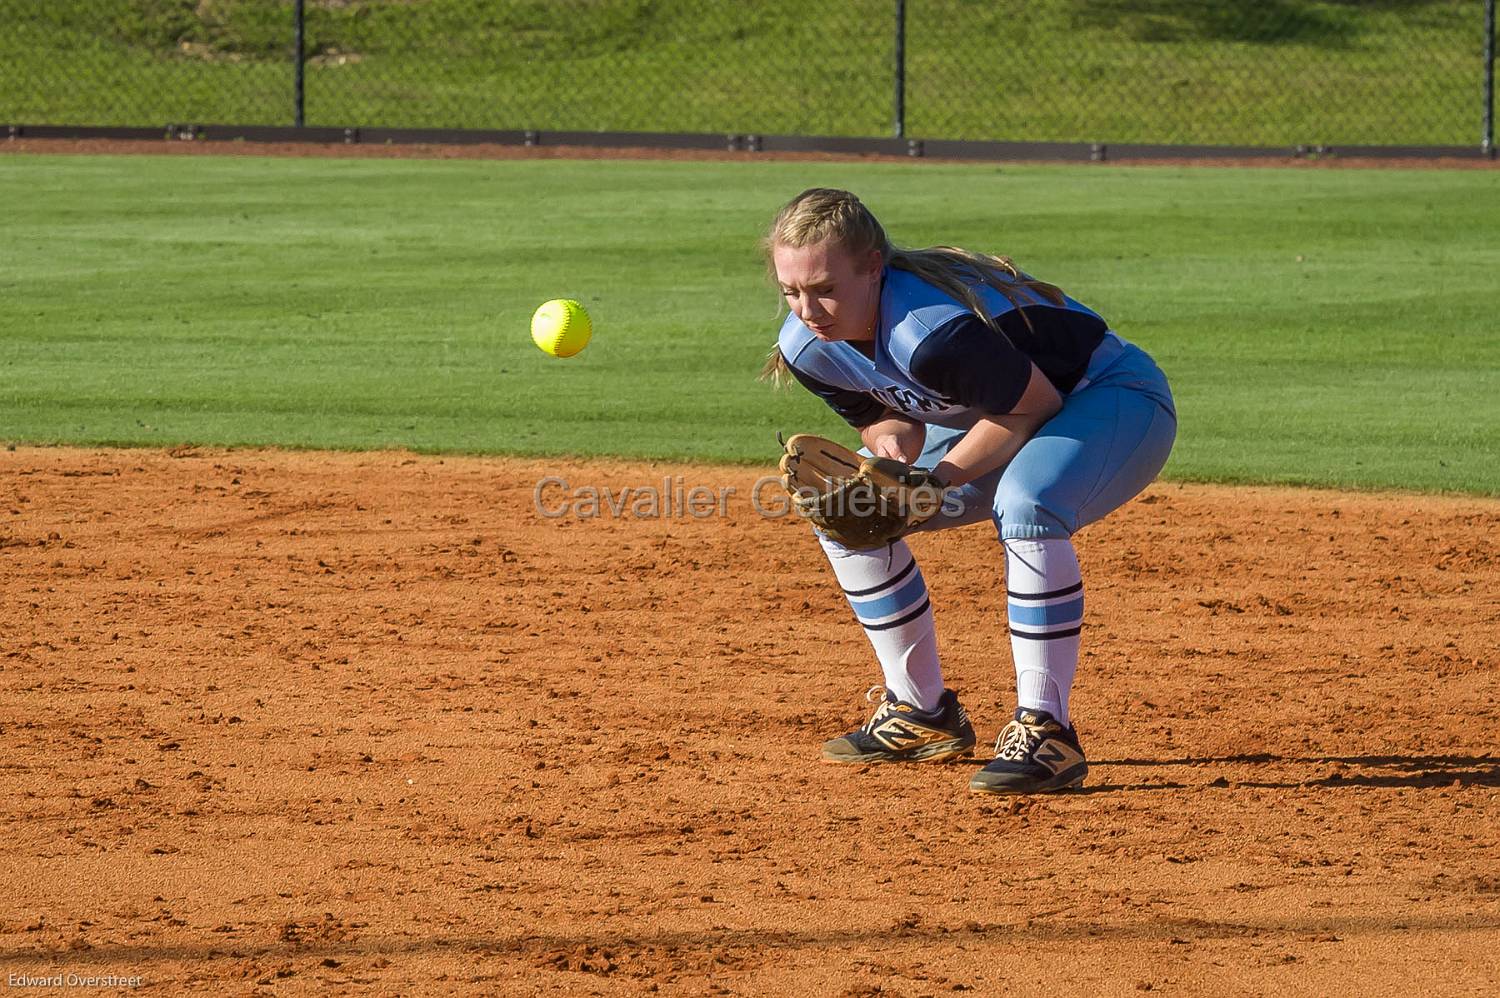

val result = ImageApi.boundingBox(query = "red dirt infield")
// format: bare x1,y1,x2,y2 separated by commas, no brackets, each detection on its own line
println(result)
2,446,1497,994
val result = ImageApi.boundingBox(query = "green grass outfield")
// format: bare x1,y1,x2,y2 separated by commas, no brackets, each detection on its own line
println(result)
2,152,1497,495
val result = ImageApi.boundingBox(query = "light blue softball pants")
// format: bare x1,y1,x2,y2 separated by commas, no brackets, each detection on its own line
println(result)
903,335,1177,540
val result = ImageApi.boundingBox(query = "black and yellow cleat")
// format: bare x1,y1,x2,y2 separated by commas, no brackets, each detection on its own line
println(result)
821,687,976,764
969,708,1088,794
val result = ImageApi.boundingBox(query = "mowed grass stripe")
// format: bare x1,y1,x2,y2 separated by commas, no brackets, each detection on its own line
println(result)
1,153,1496,494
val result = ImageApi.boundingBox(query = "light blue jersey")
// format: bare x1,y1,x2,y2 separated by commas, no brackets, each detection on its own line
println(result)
779,267,1112,431
778,266,1177,541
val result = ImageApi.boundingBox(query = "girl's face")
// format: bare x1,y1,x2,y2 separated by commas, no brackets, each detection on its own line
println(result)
772,238,883,343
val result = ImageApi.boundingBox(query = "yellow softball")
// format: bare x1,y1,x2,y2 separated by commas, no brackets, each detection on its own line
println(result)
530,298,593,358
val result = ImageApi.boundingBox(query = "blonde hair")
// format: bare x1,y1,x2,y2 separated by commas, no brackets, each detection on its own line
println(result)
759,187,1064,385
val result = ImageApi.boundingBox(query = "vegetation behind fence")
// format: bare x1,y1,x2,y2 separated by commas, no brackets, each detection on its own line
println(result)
2,0,1493,148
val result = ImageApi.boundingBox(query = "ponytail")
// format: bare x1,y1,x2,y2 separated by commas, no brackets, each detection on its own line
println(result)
758,345,793,386
885,246,1065,330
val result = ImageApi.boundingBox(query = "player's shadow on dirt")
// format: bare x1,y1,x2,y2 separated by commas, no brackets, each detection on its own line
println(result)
1084,752,1500,792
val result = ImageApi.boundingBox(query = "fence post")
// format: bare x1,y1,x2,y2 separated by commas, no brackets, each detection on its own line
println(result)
1485,0,1495,155
294,0,306,128
893,0,907,138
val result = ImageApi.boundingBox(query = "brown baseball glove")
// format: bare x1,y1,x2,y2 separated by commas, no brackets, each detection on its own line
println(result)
778,433,948,549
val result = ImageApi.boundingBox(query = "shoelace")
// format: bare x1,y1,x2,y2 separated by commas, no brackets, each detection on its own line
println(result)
862,685,897,732
995,720,1042,761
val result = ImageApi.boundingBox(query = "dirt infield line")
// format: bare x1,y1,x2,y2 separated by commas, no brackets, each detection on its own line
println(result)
5,136,1498,169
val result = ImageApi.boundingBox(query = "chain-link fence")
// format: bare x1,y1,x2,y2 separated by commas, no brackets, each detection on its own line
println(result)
2,0,1495,149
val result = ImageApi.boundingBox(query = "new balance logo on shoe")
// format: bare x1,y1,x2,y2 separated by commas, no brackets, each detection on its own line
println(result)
873,719,924,748
1034,743,1071,769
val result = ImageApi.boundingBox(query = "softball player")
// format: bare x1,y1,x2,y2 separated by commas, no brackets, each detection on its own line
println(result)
764,188,1176,794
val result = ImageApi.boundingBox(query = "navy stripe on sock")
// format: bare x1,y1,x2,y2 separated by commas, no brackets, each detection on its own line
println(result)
863,597,931,631
1008,624,1083,641
1006,581,1083,601
843,557,916,598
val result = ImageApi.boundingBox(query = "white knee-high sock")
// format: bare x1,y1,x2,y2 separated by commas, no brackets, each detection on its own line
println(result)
1003,538,1083,725
818,535,944,711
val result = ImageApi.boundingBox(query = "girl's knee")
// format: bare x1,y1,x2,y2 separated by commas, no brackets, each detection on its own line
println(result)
992,483,1075,539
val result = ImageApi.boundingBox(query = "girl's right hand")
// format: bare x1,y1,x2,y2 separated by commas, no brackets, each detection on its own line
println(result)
872,434,909,463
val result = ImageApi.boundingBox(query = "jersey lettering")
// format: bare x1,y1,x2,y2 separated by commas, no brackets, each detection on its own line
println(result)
871,385,947,415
